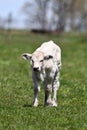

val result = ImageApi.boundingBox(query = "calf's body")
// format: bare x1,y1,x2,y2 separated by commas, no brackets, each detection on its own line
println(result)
22,40,61,107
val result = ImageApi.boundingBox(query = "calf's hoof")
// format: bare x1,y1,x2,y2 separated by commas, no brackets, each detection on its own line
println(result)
45,100,53,107
33,100,39,107
52,100,58,107
45,101,58,107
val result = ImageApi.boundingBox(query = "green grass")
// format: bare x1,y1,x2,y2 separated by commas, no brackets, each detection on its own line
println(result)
0,32,87,130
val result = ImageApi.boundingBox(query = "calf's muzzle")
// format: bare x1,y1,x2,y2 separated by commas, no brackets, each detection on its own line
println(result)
33,67,39,71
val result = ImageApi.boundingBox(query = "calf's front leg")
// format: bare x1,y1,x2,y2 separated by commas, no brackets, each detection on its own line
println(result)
32,79,40,107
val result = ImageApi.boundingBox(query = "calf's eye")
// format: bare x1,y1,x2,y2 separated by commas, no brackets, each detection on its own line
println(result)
31,60,34,64
40,60,43,62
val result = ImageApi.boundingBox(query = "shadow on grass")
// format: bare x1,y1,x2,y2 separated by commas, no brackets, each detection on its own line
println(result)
23,104,45,108
23,104,32,108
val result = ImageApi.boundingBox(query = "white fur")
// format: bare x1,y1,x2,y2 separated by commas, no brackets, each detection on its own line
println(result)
22,40,61,107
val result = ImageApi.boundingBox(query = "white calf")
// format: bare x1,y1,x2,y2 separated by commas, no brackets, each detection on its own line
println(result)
22,40,61,107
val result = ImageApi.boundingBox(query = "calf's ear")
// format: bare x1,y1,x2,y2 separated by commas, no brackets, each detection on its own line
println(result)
44,55,53,60
22,53,32,60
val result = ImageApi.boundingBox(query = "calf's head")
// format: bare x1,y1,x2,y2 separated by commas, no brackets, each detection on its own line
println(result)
22,51,53,71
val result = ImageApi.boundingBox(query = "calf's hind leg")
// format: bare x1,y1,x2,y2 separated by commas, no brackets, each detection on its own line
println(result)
44,82,53,106
52,72,60,107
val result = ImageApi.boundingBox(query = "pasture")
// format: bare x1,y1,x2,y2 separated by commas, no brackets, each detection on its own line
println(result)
0,32,87,130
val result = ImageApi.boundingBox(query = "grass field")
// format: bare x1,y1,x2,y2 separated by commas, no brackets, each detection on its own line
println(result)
0,32,87,130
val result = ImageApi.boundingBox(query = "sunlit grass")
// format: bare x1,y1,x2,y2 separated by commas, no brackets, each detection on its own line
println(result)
0,32,87,130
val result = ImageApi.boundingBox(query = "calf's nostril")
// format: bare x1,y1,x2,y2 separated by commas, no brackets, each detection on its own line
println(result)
33,67,39,71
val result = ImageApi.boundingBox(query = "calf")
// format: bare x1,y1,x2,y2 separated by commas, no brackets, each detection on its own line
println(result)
22,40,61,107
